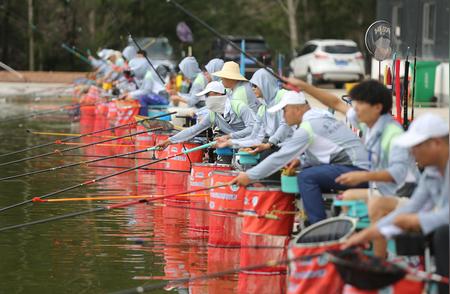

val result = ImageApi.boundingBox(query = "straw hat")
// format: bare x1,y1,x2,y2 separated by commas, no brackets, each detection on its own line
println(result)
212,61,247,81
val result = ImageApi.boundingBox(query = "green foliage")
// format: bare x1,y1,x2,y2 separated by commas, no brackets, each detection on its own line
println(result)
0,0,375,71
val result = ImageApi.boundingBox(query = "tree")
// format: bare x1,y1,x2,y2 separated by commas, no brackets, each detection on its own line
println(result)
276,0,300,57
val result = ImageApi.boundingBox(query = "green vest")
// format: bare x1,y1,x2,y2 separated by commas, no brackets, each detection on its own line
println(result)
380,122,404,161
256,89,288,118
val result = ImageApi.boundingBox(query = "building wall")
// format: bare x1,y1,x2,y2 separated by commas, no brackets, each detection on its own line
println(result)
376,0,449,60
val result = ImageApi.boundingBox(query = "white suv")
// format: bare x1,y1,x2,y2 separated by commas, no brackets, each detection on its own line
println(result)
290,39,365,88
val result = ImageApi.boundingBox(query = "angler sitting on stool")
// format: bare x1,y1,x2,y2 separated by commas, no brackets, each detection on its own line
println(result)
343,113,449,294
156,80,256,164
233,91,370,225
215,68,293,167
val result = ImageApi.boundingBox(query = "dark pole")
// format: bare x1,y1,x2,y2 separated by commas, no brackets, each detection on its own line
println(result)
128,33,166,85
166,0,284,82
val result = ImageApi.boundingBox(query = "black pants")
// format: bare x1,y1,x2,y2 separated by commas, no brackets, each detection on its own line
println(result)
433,225,449,294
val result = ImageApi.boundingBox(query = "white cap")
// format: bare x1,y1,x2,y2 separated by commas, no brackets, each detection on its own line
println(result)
267,91,307,113
196,81,226,97
394,113,449,148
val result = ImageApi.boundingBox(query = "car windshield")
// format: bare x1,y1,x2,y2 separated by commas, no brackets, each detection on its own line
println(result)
131,38,173,58
228,40,268,51
323,45,358,54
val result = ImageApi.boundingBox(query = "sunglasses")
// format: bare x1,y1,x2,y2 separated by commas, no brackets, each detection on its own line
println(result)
341,95,352,105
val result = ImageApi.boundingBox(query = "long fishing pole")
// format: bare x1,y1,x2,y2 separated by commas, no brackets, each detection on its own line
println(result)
402,47,410,130
0,61,26,81
27,130,118,138
0,147,197,182
127,33,166,85
34,193,282,220
0,111,175,158
81,164,191,173
33,194,207,202
0,142,215,213
111,253,317,294
0,103,79,124
0,145,161,182
61,43,92,65
61,153,154,160
410,0,420,122
166,0,283,82
0,127,161,167
0,181,227,232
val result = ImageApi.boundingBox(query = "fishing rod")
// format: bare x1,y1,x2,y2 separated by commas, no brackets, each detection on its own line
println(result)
128,243,285,250
52,141,137,148
111,253,317,294
61,43,92,65
0,103,79,124
0,142,163,182
35,192,284,220
402,47,410,130
32,193,207,202
114,247,449,294
0,141,215,213
61,153,154,160
0,127,161,167
166,0,284,82
81,164,191,173
127,33,166,85
0,61,25,81
0,181,228,231
152,201,280,220
410,0,420,122
0,111,175,158
28,130,119,139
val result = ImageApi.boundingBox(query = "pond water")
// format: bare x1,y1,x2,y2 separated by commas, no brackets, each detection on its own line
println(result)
0,97,287,294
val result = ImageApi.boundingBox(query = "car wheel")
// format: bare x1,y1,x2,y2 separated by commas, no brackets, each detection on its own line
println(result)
306,69,316,85
334,82,344,89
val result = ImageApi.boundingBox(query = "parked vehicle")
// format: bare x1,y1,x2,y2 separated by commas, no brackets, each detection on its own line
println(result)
290,39,365,88
128,37,176,71
209,35,272,79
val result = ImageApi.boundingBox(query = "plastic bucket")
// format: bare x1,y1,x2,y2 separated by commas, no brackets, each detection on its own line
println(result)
148,108,171,121
208,170,244,247
287,217,356,294
165,142,204,171
242,185,295,236
237,151,260,165
215,147,234,156
281,175,299,194
240,185,295,274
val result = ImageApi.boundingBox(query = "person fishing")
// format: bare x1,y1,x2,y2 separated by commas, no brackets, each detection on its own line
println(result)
215,68,292,159
285,77,419,257
170,57,224,108
233,91,369,224
120,51,168,115
343,113,449,294
156,80,257,162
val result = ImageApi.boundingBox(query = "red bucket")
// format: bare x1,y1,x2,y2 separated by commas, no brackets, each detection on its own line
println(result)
208,171,243,247
188,163,232,239
80,105,96,123
165,142,204,172
287,217,356,294
135,124,155,148
242,185,295,236
240,185,295,274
